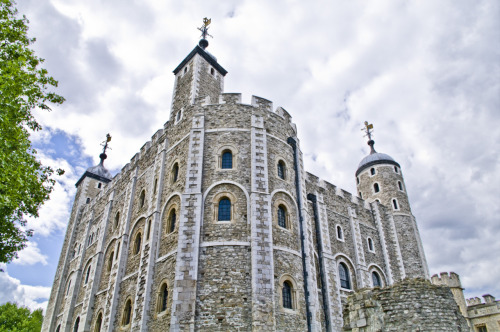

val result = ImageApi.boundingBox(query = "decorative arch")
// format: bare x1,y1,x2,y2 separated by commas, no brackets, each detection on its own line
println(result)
216,144,239,170
278,274,299,311
121,297,133,326
161,194,182,235
203,181,250,225
271,190,299,232
93,309,104,332
155,278,173,315
367,263,388,288
334,254,357,291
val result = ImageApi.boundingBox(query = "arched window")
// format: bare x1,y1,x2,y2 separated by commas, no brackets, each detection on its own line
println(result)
66,279,72,295
356,177,360,184
73,317,80,332
85,265,91,284
221,150,232,169
86,197,90,204
115,212,120,228
277,160,286,179
176,110,182,122
98,182,102,189
373,183,380,193
122,300,132,326
139,190,146,208
218,198,231,221
359,192,363,199
337,225,343,240
134,233,142,255
153,178,158,193
172,163,179,183
168,209,177,233
56,325,61,332
394,166,399,173
282,281,293,309
146,219,152,240
392,199,399,210
339,262,351,289
372,271,381,287
398,181,403,191
368,238,374,252
95,313,103,332
210,68,215,75
158,283,168,312
370,168,376,175
277,205,287,228
108,252,114,272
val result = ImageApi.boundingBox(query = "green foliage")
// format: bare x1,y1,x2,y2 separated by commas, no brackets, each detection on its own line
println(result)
0,302,43,332
0,0,64,264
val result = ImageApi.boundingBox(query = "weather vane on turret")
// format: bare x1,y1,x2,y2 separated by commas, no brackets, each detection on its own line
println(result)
197,17,212,50
99,133,112,164
361,121,377,154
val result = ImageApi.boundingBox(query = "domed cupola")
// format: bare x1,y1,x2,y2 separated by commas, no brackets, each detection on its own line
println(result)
356,122,410,214
75,134,113,187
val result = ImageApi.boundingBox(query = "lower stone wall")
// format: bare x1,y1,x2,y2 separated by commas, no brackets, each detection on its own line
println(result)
343,278,469,331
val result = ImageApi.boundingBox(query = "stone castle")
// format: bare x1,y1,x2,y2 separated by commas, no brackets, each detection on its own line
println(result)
43,33,478,332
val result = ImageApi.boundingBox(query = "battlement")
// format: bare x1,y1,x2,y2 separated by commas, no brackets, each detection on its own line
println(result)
431,272,462,288
467,294,497,306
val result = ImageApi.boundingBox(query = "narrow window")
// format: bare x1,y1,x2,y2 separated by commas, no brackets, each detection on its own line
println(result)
98,182,102,189
115,212,120,228
210,68,215,75
123,300,132,326
116,245,120,258
108,252,114,272
337,226,343,240
172,163,179,183
159,283,168,312
218,198,231,221
73,317,80,332
394,166,399,173
134,233,142,255
56,325,61,332
221,151,232,169
86,198,90,204
176,110,181,122
153,178,158,193
375,199,380,203
277,205,287,228
168,210,177,233
277,160,286,179
372,271,381,287
66,279,72,295
95,313,102,332
477,326,487,332
368,238,374,251
282,281,293,309
146,219,151,240
139,190,145,208
374,183,380,193
339,262,351,289
392,199,399,210
357,177,360,184
370,168,375,175
398,181,403,191
85,265,91,284
359,192,362,199
183,67,187,74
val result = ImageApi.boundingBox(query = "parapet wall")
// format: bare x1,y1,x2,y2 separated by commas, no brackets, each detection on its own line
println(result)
343,278,469,331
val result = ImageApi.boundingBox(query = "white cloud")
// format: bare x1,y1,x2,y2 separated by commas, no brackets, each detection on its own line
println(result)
12,242,48,266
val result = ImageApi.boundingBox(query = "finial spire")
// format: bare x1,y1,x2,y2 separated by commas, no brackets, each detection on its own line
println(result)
99,133,112,165
197,17,212,49
361,121,377,154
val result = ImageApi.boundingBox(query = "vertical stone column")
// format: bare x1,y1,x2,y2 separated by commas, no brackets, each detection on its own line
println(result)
348,207,370,288
104,168,138,332
249,114,276,331
82,191,115,331
170,113,205,331
386,213,406,281
370,202,394,285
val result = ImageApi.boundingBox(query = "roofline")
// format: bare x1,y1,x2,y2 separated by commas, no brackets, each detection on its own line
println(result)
173,45,228,76
355,159,401,177
75,171,112,187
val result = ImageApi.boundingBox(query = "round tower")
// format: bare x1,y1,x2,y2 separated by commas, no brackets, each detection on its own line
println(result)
355,123,411,214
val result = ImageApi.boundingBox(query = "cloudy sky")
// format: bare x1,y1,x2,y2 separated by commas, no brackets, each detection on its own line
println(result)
2,0,498,311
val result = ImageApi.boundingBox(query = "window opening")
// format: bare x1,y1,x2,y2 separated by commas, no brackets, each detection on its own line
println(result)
339,262,351,289
153,178,158,193
218,198,231,221
398,181,403,191
108,252,114,272
146,219,151,240
98,182,102,189
210,68,215,75
282,281,293,309
169,210,176,233
159,284,168,312
357,177,360,184
172,163,179,182
139,190,145,208
359,192,363,199
393,199,399,210
277,205,287,228
176,110,181,122
95,313,102,332
56,325,61,332
115,212,120,228
221,151,232,169
372,271,381,287
337,226,343,240
73,317,80,332
394,166,399,173
374,183,380,193
277,161,285,179
86,198,90,204
66,279,72,295
368,238,374,251
134,233,142,255
123,300,132,326
85,265,91,284
370,168,376,175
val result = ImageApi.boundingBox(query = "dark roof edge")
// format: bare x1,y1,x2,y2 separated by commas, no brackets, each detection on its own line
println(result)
75,171,112,187
173,45,228,76
355,159,401,177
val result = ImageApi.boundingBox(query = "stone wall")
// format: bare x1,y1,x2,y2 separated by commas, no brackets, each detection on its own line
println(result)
343,278,469,331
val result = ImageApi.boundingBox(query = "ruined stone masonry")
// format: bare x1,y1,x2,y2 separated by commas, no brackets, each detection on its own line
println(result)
43,39,433,332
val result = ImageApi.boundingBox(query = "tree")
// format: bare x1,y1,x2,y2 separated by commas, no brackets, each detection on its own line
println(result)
0,302,43,332
0,0,64,265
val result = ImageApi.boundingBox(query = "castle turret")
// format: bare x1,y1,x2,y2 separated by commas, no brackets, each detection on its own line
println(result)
356,122,429,279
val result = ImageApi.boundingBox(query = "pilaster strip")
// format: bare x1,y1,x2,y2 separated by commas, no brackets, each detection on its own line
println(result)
348,206,370,288
371,203,394,285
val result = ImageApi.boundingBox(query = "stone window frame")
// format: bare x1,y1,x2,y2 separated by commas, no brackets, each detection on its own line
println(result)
336,256,355,292
216,145,238,171
475,324,487,332
170,160,181,184
367,237,375,253
93,310,103,332
336,224,344,242
397,180,404,192
114,211,120,229
175,108,183,124
83,260,92,285
73,317,80,332
367,264,387,288
394,165,399,174
276,158,288,181
133,231,143,256
107,250,115,272
121,297,133,327
370,167,376,176
139,189,146,209
65,273,74,297
155,279,172,317
278,274,299,314
56,324,61,332
373,182,380,194
356,176,360,184
212,192,237,223
272,199,293,231
392,198,400,211
164,203,179,235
